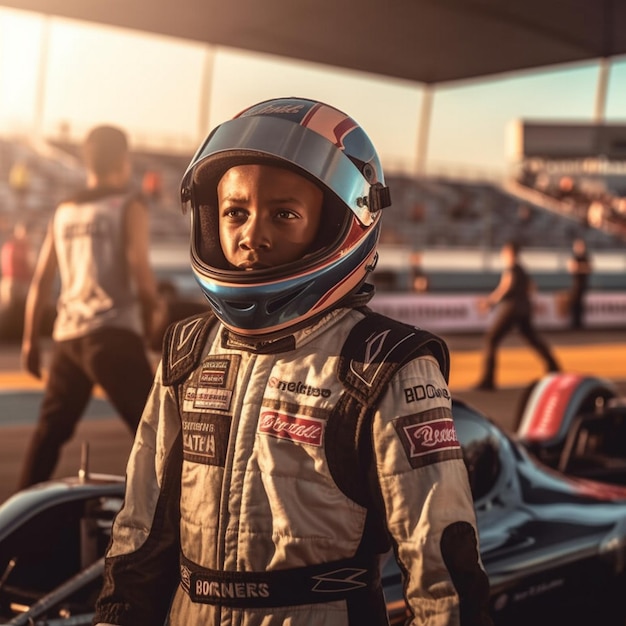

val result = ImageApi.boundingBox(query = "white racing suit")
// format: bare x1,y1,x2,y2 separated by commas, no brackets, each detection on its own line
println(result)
94,304,491,626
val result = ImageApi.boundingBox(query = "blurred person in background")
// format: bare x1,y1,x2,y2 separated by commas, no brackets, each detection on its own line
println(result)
410,249,429,293
0,221,33,341
141,168,164,205
474,240,560,391
8,158,31,212
567,237,592,330
17,125,162,490
0,221,33,310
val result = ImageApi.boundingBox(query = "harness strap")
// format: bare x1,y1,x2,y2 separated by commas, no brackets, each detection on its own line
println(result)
180,552,379,608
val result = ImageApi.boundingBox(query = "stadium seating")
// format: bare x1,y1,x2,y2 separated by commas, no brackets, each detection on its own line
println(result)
0,135,622,266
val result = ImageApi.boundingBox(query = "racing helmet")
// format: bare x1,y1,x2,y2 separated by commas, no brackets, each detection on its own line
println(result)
180,96,391,336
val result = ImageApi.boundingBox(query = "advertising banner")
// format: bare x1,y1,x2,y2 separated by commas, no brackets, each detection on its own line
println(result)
369,292,626,333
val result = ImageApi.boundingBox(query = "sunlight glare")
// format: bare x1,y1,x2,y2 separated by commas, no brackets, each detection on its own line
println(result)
0,9,41,132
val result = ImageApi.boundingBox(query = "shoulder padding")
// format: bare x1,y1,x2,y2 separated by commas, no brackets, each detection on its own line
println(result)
326,310,450,509
161,311,218,386
338,310,449,407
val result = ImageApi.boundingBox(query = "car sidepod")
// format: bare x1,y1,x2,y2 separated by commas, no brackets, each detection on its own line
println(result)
383,399,626,626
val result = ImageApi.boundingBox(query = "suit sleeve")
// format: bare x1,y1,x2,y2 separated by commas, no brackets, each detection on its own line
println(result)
372,355,493,626
93,361,183,625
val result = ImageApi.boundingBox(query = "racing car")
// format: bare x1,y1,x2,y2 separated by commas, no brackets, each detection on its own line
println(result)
1,373,625,625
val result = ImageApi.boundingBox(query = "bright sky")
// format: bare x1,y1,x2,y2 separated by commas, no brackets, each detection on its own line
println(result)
2,7,626,178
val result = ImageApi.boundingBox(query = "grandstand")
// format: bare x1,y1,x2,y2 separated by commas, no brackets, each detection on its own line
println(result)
384,173,619,250
0,134,624,298
0,135,191,248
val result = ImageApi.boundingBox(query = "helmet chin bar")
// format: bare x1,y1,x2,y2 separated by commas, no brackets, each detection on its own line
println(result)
192,224,381,336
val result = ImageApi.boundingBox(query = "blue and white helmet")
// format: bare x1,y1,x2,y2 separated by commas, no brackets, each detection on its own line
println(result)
180,97,391,336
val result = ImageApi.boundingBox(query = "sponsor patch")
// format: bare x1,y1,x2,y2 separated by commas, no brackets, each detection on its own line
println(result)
182,413,231,466
394,407,462,469
183,355,240,413
268,376,331,399
404,383,450,403
191,576,270,601
258,410,325,447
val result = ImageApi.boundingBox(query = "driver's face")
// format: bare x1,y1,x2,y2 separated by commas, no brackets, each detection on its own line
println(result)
218,164,323,270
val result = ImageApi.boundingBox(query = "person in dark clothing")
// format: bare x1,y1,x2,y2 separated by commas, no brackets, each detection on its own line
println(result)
567,237,592,329
17,125,163,489
474,240,560,391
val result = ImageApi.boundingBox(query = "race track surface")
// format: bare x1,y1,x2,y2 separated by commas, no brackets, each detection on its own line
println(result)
0,328,625,504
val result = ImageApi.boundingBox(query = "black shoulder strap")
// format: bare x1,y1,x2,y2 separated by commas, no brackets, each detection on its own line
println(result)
338,309,449,402
327,309,450,508
162,311,218,386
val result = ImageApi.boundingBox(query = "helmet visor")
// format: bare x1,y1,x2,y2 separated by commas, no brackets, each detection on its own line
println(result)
182,114,378,227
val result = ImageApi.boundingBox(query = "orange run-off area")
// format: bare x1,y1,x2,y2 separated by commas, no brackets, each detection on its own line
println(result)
449,343,626,391
0,342,624,394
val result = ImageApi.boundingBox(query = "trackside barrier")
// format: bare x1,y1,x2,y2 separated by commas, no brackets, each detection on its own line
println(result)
369,291,626,334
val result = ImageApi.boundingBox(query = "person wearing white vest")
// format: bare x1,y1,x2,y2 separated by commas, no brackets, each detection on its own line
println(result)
18,125,162,489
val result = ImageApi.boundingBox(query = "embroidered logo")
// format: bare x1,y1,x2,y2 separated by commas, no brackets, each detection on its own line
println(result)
404,383,450,403
180,563,191,592
182,413,232,467
183,419,217,460
258,410,325,447
394,408,462,469
183,355,241,413
268,376,331,399
349,330,415,388
311,568,368,592
168,316,206,372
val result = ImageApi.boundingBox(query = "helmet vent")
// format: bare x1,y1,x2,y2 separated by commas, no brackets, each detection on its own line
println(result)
225,300,256,312
267,286,307,315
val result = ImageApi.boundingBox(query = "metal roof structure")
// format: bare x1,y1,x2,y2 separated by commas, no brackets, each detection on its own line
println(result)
1,0,625,85
2,0,625,173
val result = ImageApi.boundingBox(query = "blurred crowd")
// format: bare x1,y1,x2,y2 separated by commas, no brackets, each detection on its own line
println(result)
517,164,626,239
